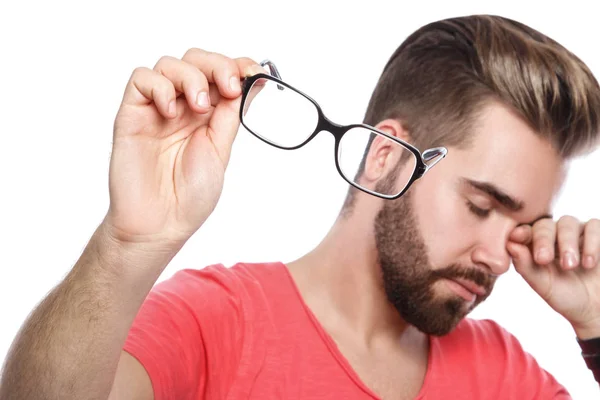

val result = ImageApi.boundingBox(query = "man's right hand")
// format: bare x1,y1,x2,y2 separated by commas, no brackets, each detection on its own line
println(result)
103,49,264,249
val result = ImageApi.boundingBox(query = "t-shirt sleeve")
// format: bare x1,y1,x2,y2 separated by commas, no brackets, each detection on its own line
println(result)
479,319,572,399
122,265,246,400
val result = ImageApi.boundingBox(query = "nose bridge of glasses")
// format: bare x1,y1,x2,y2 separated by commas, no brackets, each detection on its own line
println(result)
316,113,347,139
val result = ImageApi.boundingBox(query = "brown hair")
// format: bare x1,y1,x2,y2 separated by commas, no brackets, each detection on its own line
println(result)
343,14,600,211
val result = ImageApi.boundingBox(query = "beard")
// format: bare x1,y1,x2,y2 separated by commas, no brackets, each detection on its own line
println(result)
373,176,495,336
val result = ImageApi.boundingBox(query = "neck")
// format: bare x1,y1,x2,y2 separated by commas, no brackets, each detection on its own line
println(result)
287,204,421,348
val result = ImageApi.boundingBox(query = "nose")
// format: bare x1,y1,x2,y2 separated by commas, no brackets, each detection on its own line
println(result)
471,231,512,276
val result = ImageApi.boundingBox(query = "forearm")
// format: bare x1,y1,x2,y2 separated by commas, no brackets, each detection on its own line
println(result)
0,222,180,400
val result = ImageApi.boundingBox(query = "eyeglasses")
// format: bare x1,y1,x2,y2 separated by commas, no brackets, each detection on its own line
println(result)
238,60,447,200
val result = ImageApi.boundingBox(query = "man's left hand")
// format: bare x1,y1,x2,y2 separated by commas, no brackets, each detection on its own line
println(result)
508,216,600,339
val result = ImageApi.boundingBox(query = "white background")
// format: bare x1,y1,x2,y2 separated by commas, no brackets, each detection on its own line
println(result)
1,0,599,398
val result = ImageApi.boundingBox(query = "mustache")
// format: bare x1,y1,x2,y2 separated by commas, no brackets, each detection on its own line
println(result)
428,263,496,293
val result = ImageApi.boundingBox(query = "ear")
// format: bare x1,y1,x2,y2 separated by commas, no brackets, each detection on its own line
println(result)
360,119,413,183
374,119,412,143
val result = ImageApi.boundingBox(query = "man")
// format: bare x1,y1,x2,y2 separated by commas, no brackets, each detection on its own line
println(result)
1,13,600,400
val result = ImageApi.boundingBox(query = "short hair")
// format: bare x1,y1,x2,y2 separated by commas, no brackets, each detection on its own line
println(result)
343,14,600,212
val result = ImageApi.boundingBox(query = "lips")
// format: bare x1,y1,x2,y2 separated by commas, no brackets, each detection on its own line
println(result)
450,278,487,297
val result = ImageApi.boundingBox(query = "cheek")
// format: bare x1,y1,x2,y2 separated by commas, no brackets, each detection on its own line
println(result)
412,182,477,266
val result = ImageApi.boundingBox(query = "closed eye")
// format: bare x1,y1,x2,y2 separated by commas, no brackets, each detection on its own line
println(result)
466,201,491,218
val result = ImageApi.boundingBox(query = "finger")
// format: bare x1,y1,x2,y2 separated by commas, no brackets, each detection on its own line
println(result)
557,215,583,270
205,70,263,167
234,56,268,78
122,67,177,119
509,224,533,245
583,218,600,269
154,56,211,114
201,56,266,167
531,218,557,265
182,49,243,99
507,241,536,280
232,57,270,119
206,60,266,104
206,95,243,168
191,54,266,168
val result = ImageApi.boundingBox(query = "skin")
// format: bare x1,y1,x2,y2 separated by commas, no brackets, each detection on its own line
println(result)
0,49,268,400
290,100,600,340
2,48,599,400
288,101,600,394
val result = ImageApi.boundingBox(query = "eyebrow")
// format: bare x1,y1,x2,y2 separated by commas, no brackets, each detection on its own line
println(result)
461,178,524,211
460,178,554,224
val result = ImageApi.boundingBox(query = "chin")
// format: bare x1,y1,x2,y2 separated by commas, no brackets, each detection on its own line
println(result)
404,292,476,336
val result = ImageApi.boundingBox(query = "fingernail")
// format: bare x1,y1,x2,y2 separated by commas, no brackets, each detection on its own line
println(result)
584,256,596,268
230,76,241,93
168,100,176,116
563,251,578,269
254,65,267,74
197,91,210,108
245,65,266,77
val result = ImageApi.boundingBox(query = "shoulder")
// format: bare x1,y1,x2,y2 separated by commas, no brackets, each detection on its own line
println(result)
153,261,289,320
159,261,285,296
434,318,538,379
122,262,289,398
432,318,569,397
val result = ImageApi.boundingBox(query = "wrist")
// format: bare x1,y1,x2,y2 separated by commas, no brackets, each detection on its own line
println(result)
576,335,600,384
573,319,600,341
100,211,190,251
89,219,185,283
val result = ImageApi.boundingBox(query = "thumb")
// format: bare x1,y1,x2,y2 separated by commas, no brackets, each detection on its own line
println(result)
509,224,533,245
508,240,549,297
206,95,244,168
507,240,537,278
208,62,266,168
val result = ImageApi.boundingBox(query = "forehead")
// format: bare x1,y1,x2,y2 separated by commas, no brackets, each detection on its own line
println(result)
441,103,566,215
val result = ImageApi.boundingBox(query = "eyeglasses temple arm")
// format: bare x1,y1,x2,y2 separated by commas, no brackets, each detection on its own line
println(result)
260,59,282,80
259,59,284,90
239,59,284,90
421,147,448,171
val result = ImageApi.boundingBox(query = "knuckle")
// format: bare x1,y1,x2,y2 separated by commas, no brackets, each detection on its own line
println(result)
533,217,553,229
533,223,554,238
557,215,578,226
163,79,176,93
584,223,600,249
236,56,259,65
557,218,580,237
152,74,173,92
182,47,208,61
131,66,151,78
583,241,599,255
182,62,208,85
556,227,575,241
208,52,237,74
226,59,239,75
532,228,553,242
587,218,600,231
533,231,553,244
154,55,177,70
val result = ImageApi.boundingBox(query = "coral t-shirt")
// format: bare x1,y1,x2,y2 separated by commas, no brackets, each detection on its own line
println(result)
123,262,570,399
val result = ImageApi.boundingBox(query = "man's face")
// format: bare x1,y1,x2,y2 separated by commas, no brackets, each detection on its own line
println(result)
374,103,567,336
